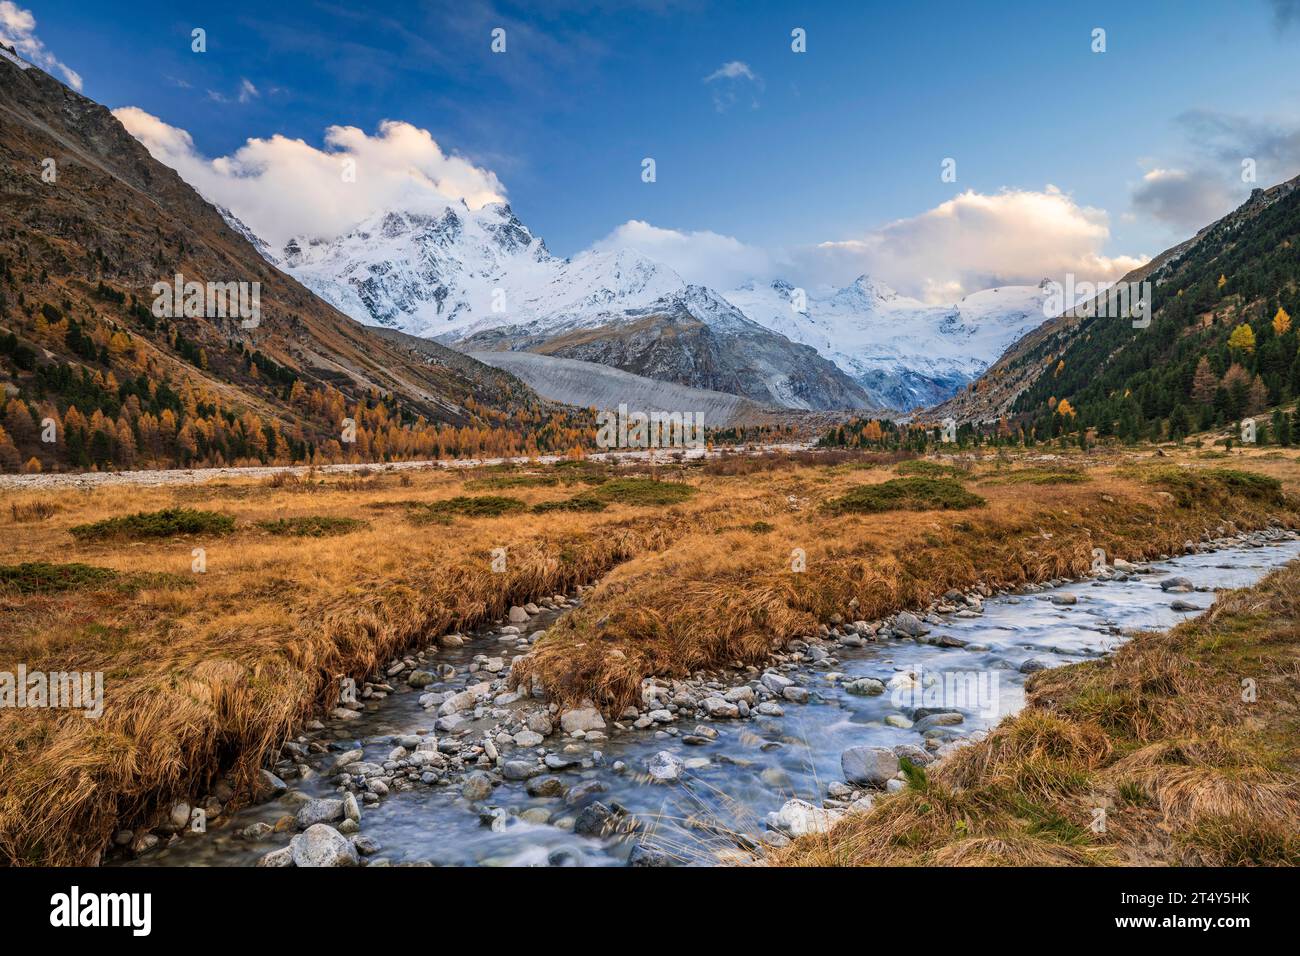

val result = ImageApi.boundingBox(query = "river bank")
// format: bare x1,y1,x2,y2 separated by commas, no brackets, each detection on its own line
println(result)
116,528,1300,866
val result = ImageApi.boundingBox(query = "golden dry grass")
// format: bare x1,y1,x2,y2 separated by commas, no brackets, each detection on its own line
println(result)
1,446,1298,865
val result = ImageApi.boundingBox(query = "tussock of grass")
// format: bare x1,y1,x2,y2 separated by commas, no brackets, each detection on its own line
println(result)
464,474,560,491
254,516,368,537
942,712,1112,800
702,449,901,477
824,477,986,514
262,471,386,493
9,499,61,522
68,508,235,541
1177,814,1300,866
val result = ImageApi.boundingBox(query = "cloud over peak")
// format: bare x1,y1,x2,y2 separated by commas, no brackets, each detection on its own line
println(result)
594,186,1145,302
816,186,1146,301
113,109,507,248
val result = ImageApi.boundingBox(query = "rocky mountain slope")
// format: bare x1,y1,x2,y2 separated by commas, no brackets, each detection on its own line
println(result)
461,349,777,426
0,47,584,471
458,284,881,412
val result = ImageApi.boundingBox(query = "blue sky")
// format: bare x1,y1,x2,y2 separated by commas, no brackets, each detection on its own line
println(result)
7,0,1300,298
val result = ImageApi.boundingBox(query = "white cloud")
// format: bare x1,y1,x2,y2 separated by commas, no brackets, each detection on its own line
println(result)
703,59,761,112
0,0,82,89
703,60,757,83
811,186,1147,301
598,187,1146,302
209,78,261,104
112,108,507,248
590,219,777,289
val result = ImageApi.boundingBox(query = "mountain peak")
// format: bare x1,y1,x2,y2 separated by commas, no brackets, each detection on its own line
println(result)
830,274,899,307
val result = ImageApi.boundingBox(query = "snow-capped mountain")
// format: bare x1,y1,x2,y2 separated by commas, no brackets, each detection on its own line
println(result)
240,199,1056,412
723,276,1058,409
257,203,881,411
277,202,683,342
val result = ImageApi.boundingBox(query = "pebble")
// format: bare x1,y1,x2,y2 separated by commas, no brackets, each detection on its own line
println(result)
646,750,685,783
526,776,567,798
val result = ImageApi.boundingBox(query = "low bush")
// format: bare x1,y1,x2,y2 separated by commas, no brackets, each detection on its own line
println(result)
69,508,235,541
254,516,367,537
410,496,528,523
824,477,986,514
895,459,969,479
0,562,187,594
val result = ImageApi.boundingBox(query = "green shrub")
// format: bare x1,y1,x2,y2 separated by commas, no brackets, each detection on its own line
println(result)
895,459,969,479
532,497,608,514
824,477,986,514
533,477,696,514
0,562,188,594
254,516,367,537
983,468,1090,486
69,508,235,541
411,495,528,523
579,477,696,506
1140,467,1284,507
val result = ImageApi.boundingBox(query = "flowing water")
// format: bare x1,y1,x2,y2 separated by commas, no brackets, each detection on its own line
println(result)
130,535,1300,868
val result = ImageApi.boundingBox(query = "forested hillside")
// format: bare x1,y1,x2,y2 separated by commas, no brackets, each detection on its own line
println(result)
981,180,1300,444
0,47,591,473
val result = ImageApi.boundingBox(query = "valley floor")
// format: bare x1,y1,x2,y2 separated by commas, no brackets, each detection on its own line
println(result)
1,443,1298,865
